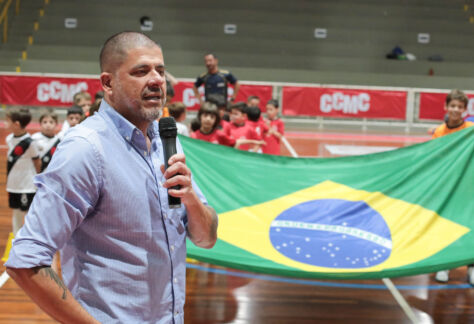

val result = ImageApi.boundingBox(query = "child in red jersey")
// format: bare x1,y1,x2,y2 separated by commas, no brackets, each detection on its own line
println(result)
247,95,260,110
226,102,264,152
191,102,235,146
207,93,231,133
246,106,269,152
262,99,285,155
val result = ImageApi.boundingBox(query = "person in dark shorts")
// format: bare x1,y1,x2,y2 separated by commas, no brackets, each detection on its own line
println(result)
5,107,41,235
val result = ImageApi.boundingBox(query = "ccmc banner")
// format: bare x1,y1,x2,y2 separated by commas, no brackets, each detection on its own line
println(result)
182,127,474,279
0,75,273,111
171,81,273,111
282,86,407,119
419,92,474,120
0,75,101,107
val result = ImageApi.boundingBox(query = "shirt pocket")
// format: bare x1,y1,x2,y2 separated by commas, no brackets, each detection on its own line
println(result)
167,207,187,236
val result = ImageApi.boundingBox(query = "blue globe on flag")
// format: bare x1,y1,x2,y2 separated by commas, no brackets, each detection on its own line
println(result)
269,199,392,269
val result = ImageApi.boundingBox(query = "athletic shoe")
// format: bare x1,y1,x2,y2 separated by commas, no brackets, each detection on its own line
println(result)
435,270,449,283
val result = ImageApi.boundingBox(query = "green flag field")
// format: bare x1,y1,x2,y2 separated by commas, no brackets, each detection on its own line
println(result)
181,127,474,280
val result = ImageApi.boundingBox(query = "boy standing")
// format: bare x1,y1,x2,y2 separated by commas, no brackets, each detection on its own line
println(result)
247,95,260,109
226,102,263,152
262,99,285,155
32,109,60,172
246,106,269,140
432,89,473,285
5,108,41,235
432,90,473,139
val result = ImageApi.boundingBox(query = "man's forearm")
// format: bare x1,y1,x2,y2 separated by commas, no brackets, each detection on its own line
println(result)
184,192,218,249
7,266,99,324
232,82,240,101
192,86,204,105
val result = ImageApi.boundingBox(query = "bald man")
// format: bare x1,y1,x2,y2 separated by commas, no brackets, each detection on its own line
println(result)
6,32,217,324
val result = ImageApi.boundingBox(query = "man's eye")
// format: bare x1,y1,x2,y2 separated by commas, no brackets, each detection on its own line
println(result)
134,70,147,76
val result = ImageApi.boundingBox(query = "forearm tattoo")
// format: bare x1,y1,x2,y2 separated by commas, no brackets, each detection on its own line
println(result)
33,266,67,300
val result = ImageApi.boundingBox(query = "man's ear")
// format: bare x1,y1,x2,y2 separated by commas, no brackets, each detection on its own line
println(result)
100,73,113,93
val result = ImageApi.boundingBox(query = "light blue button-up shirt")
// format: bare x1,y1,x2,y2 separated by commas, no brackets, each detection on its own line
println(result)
6,100,208,324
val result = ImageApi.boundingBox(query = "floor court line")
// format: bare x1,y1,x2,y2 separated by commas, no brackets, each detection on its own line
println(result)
186,263,473,291
0,271,9,289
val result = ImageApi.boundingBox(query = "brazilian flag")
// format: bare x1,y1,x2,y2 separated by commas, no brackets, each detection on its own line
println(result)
182,127,474,279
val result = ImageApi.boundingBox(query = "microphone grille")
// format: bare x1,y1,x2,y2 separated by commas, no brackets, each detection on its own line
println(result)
159,117,177,137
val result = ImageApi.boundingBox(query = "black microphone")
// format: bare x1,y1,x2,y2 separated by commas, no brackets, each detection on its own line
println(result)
159,116,181,209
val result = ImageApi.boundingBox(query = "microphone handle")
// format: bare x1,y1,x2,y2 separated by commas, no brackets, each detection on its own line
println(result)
162,137,182,209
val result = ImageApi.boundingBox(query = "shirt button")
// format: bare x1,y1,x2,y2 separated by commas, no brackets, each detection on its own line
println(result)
144,151,147,155
173,277,178,284
170,245,175,252
125,136,130,141
163,213,167,220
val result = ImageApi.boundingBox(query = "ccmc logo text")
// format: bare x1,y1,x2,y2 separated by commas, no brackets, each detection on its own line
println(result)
320,92,371,115
37,81,88,103
181,87,235,107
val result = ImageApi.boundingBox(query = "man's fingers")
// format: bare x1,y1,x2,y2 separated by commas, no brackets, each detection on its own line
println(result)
168,153,186,166
163,161,190,179
163,174,190,189
167,188,190,198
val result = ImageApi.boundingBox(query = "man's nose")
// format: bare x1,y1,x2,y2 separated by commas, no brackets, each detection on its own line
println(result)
148,70,165,87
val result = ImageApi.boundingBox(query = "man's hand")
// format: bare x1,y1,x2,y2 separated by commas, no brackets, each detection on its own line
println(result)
160,154,218,248
160,153,195,204
192,86,204,107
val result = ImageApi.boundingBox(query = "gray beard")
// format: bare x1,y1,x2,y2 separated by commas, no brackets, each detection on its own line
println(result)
124,97,166,123
138,106,161,122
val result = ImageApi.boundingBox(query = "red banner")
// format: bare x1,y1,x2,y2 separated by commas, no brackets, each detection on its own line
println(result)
419,92,474,120
0,75,274,112
282,87,407,119
0,75,102,107
170,81,273,111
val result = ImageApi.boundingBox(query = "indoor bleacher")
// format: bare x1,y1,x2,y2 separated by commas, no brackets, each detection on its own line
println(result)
1,0,474,88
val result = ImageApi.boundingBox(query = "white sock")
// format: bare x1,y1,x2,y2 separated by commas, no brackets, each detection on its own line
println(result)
12,209,26,236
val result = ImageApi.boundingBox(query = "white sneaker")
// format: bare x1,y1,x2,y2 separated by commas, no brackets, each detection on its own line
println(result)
468,266,474,286
435,270,449,283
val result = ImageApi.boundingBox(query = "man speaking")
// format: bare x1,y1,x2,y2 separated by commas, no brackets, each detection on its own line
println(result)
6,32,218,323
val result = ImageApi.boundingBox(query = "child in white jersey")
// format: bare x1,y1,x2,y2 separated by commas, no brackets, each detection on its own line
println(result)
32,109,60,172
5,108,41,235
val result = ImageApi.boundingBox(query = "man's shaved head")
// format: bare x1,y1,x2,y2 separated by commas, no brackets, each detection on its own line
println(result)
100,31,161,72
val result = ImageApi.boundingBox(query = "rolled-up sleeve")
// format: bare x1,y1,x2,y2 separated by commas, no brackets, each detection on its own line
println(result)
6,133,102,268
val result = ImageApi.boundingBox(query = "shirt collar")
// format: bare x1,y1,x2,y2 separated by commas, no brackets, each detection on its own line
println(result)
99,100,159,142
